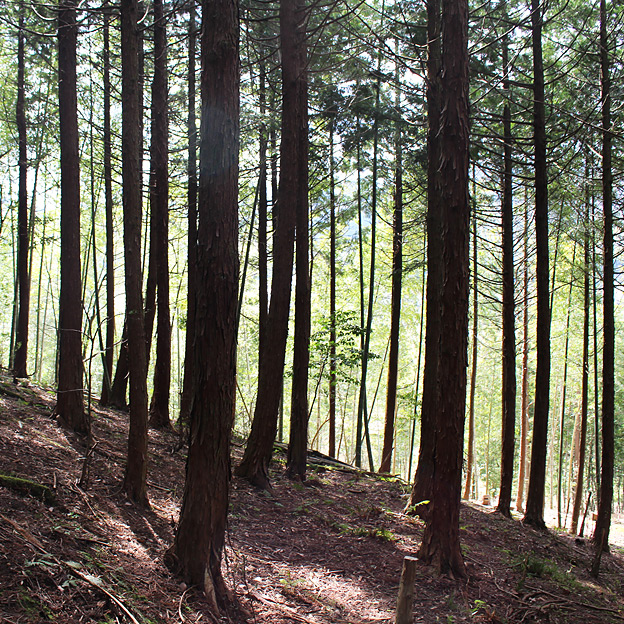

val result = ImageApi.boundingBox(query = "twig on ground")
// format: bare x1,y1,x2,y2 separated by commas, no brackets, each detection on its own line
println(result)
0,512,141,624
523,582,624,619
178,586,190,622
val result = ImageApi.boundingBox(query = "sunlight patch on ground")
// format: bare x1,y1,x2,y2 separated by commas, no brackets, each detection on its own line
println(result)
228,553,395,623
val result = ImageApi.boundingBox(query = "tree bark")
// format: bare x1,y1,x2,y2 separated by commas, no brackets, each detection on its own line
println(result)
148,0,172,430
516,195,530,513
417,0,469,578
286,12,310,481
523,0,550,529
121,0,149,506
497,32,516,516
168,0,239,606
594,0,614,553
258,58,269,368
571,171,590,535
328,113,337,458
408,0,442,514
463,206,477,499
179,3,198,426
56,0,87,434
14,8,30,381
557,246,576,527
379,67,403,475
235,0,301,489
99,4,115,406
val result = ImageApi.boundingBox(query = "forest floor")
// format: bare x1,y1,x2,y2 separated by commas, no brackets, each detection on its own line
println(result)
1,374,624,624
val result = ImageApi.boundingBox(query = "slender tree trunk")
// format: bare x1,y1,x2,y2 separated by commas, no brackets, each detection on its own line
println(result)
594,0,614,555
121,0,149,506
109,323,129,409
592,199,600,491
149,0,172,430
168,0,239,606
355,123,364,466
463,204,477,499
418,0,469,578
516,196,530,513
380,65,403,475
408,0,442,514
329,114,337,458
179,3,198,425
258,59,269,366
56,0,87,434
497,31,516,517
286,14,310,480
100,4,115,406
524,0,550,529
357,50,383,475
407,259,426,482
557,245,576,527
571,168,591,535
14,9,30,380
235,0,302,489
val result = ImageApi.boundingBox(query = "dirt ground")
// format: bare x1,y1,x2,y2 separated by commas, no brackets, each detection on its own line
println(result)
1,374,623,623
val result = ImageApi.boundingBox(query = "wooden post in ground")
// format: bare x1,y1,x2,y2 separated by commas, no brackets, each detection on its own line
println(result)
395,556,418,624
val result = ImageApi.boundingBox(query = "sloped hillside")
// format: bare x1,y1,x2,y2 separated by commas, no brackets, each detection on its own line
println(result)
1,373,623,623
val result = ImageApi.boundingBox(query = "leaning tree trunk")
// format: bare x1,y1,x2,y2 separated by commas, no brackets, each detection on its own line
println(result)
523,0,551,529
235,0,301,489
594,0,614,557
417,0,470,578
121,0,149,506
408,0,442,514
14,8,30,381
167,0,239,608
56,0,87,434
497,30,516,517
148,0,172,430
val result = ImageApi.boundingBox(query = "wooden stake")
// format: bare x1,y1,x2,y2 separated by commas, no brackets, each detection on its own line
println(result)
395,556,418,624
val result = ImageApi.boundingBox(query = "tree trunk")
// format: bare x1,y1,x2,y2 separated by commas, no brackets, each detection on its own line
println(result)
463,204,477,499
258,58,269,368
108,322,129,410
408,0,442,514
235,0,302,489
286,15,310,481
328,114,337,458
56,0,87,434
356,61,382,475
100,4,115,406
168,0,239,607
14,8,30,381
121,0,149,506
594,0,614,554
379,65,403,475
417,0,469,578
355,124,364,466
557,245,576,527
179,3,198,426
523,0,550,529
571,169,591,535
497,32,516,516
148,0,172,430
516,196,530,513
